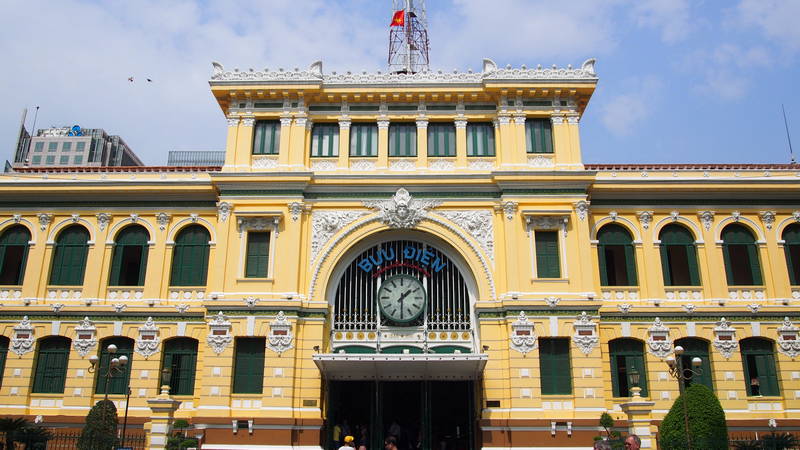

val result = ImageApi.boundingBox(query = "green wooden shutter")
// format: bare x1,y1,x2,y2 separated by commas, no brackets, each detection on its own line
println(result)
624,244,638,286
245,232,270,278
467,123,495,157
311,124,339,157
428,123,456,157
598,246,609,286
784,226,800,284
389,123,416,157
626,354,648,396
0,225,31,285
686,244,700,286
525,119,553,154
233,338,265,394
785,245,799,285
163,338,198,396
535,231,560,278
747,244,763,285
609,340,648,397
253,121,280,155
0,337,7,388
33,337,70,393
49,226,89,286
350,124,377,157
722,245,735,285
540,338,571,395
659,245,672,286
170,226,210,286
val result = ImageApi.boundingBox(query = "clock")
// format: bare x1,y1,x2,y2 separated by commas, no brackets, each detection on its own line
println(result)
377,274,426,323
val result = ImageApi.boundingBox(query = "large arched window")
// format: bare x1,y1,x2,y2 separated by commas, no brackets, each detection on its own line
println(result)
170,225,210,286
741,338,779,397
722,224,762,286
0,336,8,389
673,337,713,390
783,224,800,285
0,225,31,285
49,225,90,286
609,338,648,397
32,336,71,393
659,224,700,286
162,338,198,396
597,224,637,286
109,226,150,286
95,337,133,395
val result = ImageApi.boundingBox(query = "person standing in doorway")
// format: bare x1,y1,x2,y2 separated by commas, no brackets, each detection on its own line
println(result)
384,436,398,450
751,377,761,396
332,423,343,450
339,435,355,450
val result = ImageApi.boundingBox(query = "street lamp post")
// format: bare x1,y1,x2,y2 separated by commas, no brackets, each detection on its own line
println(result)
665,345,703,450
87,344,129,401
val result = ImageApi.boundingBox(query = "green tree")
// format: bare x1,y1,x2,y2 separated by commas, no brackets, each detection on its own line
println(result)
761,432,799,450
0,417,31,450
77,399,119,450
659,384,728,449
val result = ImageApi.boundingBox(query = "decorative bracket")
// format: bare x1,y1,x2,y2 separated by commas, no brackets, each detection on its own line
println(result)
135,317,160,358
267,311,294,354
778,317,800,358
207,312,233,355
73,317,98,357
11,316,34,356
572,312,598,355
647,317,673,358
713,318,738,359
509,312,537,354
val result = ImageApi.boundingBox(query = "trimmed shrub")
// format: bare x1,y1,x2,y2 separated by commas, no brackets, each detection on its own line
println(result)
77,399,119,450
659,384,728,449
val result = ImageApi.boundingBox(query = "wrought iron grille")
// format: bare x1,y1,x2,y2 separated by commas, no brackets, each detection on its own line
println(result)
333,240,471,331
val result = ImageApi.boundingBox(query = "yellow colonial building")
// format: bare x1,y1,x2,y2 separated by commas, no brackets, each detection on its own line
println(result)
1,57,800,449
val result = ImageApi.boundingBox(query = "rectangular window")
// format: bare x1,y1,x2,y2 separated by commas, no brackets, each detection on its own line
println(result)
389,123,417,157
59,155,69,165
232,337,265,394
45,155,55,165
535,231,560,278
47,142,58,152
75,142,85,152
539,338,572,395
31,156,41,164
428,123,456,157
253,120,280,155
466,123,495,157
73,156,83,164
62,142,72,152
349,123,378,157
245,232,270,278
34,142,43,152
311,124,339,157
525,119,553,153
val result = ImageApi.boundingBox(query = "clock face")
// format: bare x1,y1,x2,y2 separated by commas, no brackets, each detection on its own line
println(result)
377,274,426,323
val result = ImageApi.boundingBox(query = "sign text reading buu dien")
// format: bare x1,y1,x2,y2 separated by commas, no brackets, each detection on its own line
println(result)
357,245,446,273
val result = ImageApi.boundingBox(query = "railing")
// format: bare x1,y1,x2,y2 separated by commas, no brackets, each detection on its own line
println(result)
0,429,146,450
664,286,703,301
600,287,639,301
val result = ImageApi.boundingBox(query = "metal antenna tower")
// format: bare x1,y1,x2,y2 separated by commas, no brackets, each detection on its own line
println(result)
388,0,430,74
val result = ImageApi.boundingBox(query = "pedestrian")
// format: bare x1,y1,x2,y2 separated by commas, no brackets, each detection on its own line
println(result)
332,422,343,449
357,425,368,450
624,434,641,450
384,436,398,450
339,435,355,450
593,440,612,450
751,377,761,396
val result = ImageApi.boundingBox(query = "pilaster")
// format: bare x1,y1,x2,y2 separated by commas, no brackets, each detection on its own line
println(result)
222,117,240,172
377,119,390,168
277,117,293,167
337,118,351,168
235,117,255,171
416,118,428,168
455,118,467,168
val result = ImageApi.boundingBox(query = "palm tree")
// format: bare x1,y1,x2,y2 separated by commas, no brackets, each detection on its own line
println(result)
0,417,31,449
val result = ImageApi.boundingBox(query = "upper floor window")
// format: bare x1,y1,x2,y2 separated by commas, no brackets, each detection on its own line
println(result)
47,142,58,152
0,225,31,285
49,225,90,286
245,231,270,278
34,142,43,152
534,230,560,278
740,338,779,397
783,224,800,285
32,336,71,394
62,142,72,152
350,123,378,157
75,142,85,152
597,224,637,286
609,338,648,397
109,225,150,286
659,224,700,286
389,123,417,157
721,224,762,286
253,120,280,155
525,118,553,154
170,225,210,287
428,123,456,157
466,122,495,157
311,123,339,157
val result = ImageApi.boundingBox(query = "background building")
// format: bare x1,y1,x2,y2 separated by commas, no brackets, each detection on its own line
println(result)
12,123,143,168
167,150,225,167
0,56,796,450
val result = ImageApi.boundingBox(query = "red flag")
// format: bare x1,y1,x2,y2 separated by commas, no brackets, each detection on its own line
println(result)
390,10,405,27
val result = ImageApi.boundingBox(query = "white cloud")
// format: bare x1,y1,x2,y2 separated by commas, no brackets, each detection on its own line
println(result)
599,76,662,136
629,0,692,43
686,44,772,100
734,0,800,51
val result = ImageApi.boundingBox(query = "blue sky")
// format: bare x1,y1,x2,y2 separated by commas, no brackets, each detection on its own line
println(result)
1,0,799,165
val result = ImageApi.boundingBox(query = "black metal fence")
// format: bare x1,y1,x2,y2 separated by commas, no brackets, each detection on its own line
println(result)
0,429,147,450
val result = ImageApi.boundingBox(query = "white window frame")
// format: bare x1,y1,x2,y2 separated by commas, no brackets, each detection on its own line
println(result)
524,213,569,280
236,213,281,280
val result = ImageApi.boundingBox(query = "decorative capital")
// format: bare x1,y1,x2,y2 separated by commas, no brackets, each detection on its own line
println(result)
697,210,715,231
217,201,232,222
37,213,53,231
551,115,565,125
338,118,351,129
415,118,428,129
573,200,590,221
226,117,240,127
636,211,654,230
156,212,171,231
280,117,293,127
497,115,511,125
241,117,255,127
512,114,526,125
96,213,112,232
363,188,440,229
495,201,518,221
454,118,468,129
288,201,308,221
759,211,776,230
377,119,390,129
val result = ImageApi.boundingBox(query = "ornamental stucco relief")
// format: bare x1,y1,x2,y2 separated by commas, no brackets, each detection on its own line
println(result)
310,211,369,262
434,210,494,262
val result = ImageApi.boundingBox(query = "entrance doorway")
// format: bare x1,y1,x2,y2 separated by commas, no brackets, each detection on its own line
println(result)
326,381,476,450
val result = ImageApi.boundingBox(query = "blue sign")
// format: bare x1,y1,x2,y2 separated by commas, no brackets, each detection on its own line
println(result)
357,244,446,274
67,125,83,136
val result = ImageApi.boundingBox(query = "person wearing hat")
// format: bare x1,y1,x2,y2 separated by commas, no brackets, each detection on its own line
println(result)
338,435,355,450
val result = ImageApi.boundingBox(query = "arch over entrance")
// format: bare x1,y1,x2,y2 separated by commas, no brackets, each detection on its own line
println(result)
324,230,479,355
